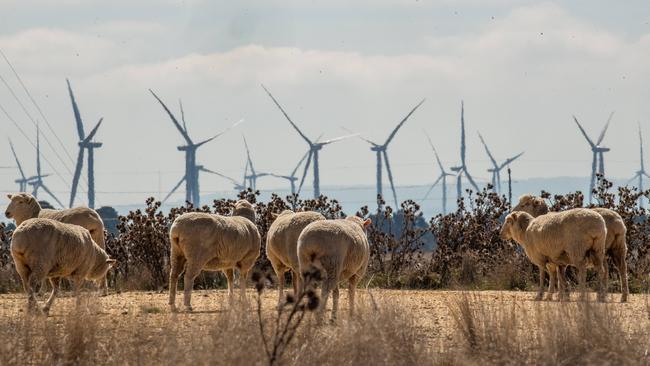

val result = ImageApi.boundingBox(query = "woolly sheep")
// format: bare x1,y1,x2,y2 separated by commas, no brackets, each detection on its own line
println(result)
168,199,261,312
297,216,372,321
11,218,116,314
513,194,629,302
5,193,109,295
266,210,326,303
500,209,607,301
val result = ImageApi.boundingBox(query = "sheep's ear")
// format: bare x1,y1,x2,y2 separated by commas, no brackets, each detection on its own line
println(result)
106,259,117,268
510,212,518,221
363,218,372,228
6,194,12,200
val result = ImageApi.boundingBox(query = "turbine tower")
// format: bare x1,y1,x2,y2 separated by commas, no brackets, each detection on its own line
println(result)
450,101,479,201
242,136,269,190
355,99,425,208
150,90,241,206
477,132,524,194
29,127,64,208
8,139,30,191
262,85,355,198
67,79,104,208
573,112,614,202
422,131,455,214
628,123,649,207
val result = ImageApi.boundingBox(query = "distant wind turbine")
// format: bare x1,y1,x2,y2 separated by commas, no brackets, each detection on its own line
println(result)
150,89,242,206
242,135,270,190
628,123,649,207
8,139,30,192
422,131,455,214
28,126,64,208
477,132,524,194
355,99,425,208
269,151,310,196
67,79,104,209
573,112,614,202
262,85,356,198
450,101,479,201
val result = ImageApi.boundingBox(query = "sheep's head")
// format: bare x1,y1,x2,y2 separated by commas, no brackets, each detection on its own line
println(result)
346,216,372,230
90,258,117,280
512,194,549,217
271,209,294,221
233,199,256,222
500,212,531,242
5,193,41,224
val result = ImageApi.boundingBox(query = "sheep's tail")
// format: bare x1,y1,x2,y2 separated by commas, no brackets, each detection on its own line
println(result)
299,244,326,281
169,223,181,252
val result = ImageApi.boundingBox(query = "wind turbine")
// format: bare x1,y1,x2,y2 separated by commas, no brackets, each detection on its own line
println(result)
150,89,242,206
354,99,425,208
573,112,614,202
28,127,64,208
8,139,30,191
269,151,310,196
422,131,455,214
242,136,270,191
628,123,649,207
450,101,479,201
262,85,356,198
477,132,524,194
67,79,103,209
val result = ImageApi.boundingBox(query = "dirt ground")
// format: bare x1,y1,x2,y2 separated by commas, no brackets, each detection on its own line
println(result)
1,288,647,348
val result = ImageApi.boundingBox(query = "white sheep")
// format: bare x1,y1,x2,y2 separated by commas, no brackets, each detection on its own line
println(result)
513,194,629,302
500,209,607,301
5,193,109,295
168,199,261,312
266,210,325,303
298,215,372,321
11,218,116,314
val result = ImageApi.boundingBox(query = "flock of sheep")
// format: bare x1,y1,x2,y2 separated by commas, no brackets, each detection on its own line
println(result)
2,190,628,319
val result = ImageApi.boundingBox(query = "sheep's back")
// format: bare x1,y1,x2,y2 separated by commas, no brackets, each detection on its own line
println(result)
39,207,104,232
267,211,325,266
298,219,368,270
591,208,626,250
526,208,606,255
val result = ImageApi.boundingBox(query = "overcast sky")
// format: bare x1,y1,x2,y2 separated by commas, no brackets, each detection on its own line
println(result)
0,0,649,208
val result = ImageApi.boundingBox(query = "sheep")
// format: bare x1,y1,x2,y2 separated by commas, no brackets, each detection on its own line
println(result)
266,210,326,303
297,215,372,321
11,218,116,315
513,194,629,302
500,209,607,301
168,199,261,312
5,193,109,295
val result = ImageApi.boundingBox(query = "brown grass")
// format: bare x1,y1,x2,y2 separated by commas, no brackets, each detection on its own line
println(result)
0,289,648,365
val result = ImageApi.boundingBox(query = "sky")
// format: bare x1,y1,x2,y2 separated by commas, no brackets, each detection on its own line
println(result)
0,0,649,210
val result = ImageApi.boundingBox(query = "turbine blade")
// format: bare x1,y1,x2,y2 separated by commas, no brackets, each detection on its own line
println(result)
40,184,65,208
477,132,498,168
36,125,41,176
199,167,240,185
320,133,358,145
499,152,525,170
639,123,645,172
83,118,103,143
382,151,399,208
422,174,444,201
179,99,188,133
384,98,425,146
149,89,193,145
163,175,186,203
596,111,615,145
196,118,245,148
572,116,596,148
261,84,312,145
296,150,313,196
66,79,85,139
242,135,256,175
626,173,640,186
460,100,466,165
8,139,26,179
463,168,480,192
424,130,446,172
291,150,310,177
69,148,85,207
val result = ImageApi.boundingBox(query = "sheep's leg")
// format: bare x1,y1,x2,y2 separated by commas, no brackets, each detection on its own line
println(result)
70,275,85,310
348,275,360,317
168,254,186,313
593,254,607,303
613,247,629,303
15,262,37,312
535,265,545,301
291,270,301,297
319,278,332,324
42,277,60,315
545,264,557,301
331,285,340,323
272,265,287,306
239,268,250,304
224,268,235,301
577,263,588,302
557,266,569,301
182,262,203,312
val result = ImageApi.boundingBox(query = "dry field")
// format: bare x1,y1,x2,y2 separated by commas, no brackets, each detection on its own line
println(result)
0,288,649,365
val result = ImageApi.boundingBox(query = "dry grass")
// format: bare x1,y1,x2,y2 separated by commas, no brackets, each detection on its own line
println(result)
0,289,648,365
